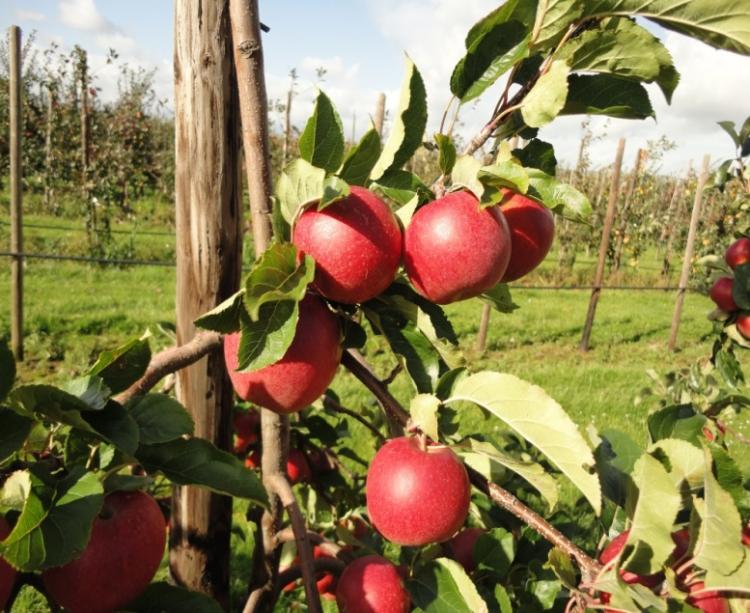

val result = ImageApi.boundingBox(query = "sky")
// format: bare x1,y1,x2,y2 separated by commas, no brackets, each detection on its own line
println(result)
3,0,750,174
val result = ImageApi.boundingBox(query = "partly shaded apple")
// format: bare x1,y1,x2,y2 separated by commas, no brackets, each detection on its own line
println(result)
336,555,410,613
725,237,750,269
500,191,555,282
709,277,737,312
0,516,17,613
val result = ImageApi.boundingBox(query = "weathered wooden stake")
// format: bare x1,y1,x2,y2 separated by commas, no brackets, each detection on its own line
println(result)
668,155,711,352
282,75,293,164
9,26,23,361
374,92,386,137
580,138,626,352
661,162,692,277
612,148,646,272
170,1,242,606
45,85,55,212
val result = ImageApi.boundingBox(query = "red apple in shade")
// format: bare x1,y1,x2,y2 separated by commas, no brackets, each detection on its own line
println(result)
42,491,166,613
336,555,411,613
500,191,555,282
686,582,729,613
0,516,18,612
742,524,750,547
709,277,737,312
736,313,750,340
403,190,512,304
282,545,337,599
292,186,402,304
307,447,335,474
725,237,750,269
599,531,663,589
224,294,342,414
287,449,313,484
366,437,471,546
446,527,484,572
233,409,260,453
245,449,261,470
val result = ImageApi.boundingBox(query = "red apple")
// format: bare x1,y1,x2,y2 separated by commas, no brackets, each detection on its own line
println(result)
0,516,17,612
336,555,410,613
245,449,261,470
725,237,750,269
233,410,260,453
282,545,337,599
500,191,555,282
42,490,166,613
287,449,312,484
736,313,750,340
292,186,402,304
709,277,737,312
670,528,691,563
687,582,729,613
366,437,470,546
599,531,662,589
403,191,512,304
447,527,484,572
742,524,750,547
224,294,342,414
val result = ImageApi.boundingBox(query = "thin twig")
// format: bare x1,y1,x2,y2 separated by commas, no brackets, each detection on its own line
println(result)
322,396,386,442
276,558,346,590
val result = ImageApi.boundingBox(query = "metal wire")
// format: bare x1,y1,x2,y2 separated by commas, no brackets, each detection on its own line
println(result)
0,219,174,237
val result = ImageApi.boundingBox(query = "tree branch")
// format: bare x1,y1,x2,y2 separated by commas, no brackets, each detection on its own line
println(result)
275,558,346,591
322,395,386,442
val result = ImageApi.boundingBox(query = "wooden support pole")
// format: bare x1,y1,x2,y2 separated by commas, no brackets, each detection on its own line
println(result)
661,162,692,277
170,1,242,606
9,26,23,361
580,138,626,352
374,92,386,138
282,76,293,165
45,85,55,212
612,148,646,272
668,155,711,352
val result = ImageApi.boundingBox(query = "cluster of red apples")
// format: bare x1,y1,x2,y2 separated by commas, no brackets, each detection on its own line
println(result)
223,186,555,611
709,236,750,338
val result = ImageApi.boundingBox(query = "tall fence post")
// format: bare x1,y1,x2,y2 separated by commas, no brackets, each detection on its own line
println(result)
9,26,23,361
580,138,626,352
661,161,692,277
668,155,711,351
612,148,646,272
374,92,386,138
170,1,242,605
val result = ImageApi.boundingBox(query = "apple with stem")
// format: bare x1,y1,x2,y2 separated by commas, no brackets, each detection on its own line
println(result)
709,277,737,312
403,191,511,304
0,516,17,613
224,294,342,414
500,191,555,282
725,237,750,269
42,490,166,613
292,186,402,304
366,436,470,546
336,555,410,613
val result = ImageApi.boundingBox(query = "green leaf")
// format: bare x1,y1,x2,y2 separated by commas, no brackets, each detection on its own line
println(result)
339,127,382,186
521,60,570,128
513,139,557,175
479,284,518,313
0,467,104,571
102,474,152,494
371,56,427,180
128,394,194,445
137,438,267,506
546,548,578,589
236,301,298,372
593,569,667,611
244,244,314,321
593,428,641,507
371,169,433,206
704,546,750,594
648,404,707,444
562,74,654,119
409,558,489,613
649,438,705,490
447,372,601,514
451,155,484,200
477,161,530,199
319,175,350,211
526,169,592,221
410,394,440,440
276,158,326,224
83,401,140,456
622,453,681,575
0,409,33,464
298,90,345,173
532,0,583,49
474,528,515,577
88,338,151,395
435,133,457,176
0,339,15,402
65,376,111,411
733,262,750,309
124,582,224,613
465,0,536,49
10,385,97,433
194,290,245,333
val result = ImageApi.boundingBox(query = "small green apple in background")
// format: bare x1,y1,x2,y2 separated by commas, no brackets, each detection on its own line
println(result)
403,191,511,304
0,516,18,612
336,555,410,613
709,277,737,312
224,294,342,414
366,436,470,546
725,237,750,269
292,186,402,304
42,490,166,613
499,190,555,282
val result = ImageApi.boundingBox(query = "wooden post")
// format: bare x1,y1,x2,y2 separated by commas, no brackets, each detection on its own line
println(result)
668,155,711,352
170,1,242,606
45,84,55,212
9,26,23,361
374,92,386,138
661,162,692,278
281,75,293,165
580,138,626,352
612,148,645,272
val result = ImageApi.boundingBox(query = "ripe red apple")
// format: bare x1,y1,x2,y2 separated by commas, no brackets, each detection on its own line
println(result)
709,277,737,312
292,186,402,304
245,449,261,470
500,191,555,282
282,545,337,599
0,516,17,612
736,313,750,340
224,294,342,414
742,524,750,547
336,555,410,613
687,581,729,613
403,190,512,304
446,527,484,572
366,437,470,546
233,409,260,453
725,237,750,269
43,490,166,613
287,449,312,484
599,531,662,589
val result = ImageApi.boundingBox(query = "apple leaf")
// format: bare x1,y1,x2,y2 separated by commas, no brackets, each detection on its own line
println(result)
447,372,601,514
370,56,427,180
102,474,153,494
276,158,326,224
435,133,457,176
87,337,151,395
0,339,15,402
477,160,530,198
236,301,298,372
521,60,570,128
705,545,750,594
83,401,140,456
194,289,246,333
532,0,583,49
65,375,111,411
512,139,557,175
648,438,705,490
562,74,654,119
480,283,519,313
127,394,194,445
451,155,484,200
137,438,267,505
243,243,314,321
124,582,224,613
592,568,667,611
0,466,104,572
732,261,750,309
474,528,515,577
299,90,345,173
409,558,489,613
339,127,382,186
647,404,707,444
409,394,440,440
547,548,577,590
621,453,681,575
318,175,350,211
371,169,433,206
395,194,419,227
0,408,32,464
10,385,98,434
526,168,592,222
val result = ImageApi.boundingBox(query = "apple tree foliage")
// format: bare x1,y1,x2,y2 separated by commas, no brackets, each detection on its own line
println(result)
3,1,750,611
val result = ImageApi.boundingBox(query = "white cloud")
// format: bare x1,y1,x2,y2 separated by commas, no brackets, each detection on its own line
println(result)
59,0,114,33
16,10,46,22
95,32,137,53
